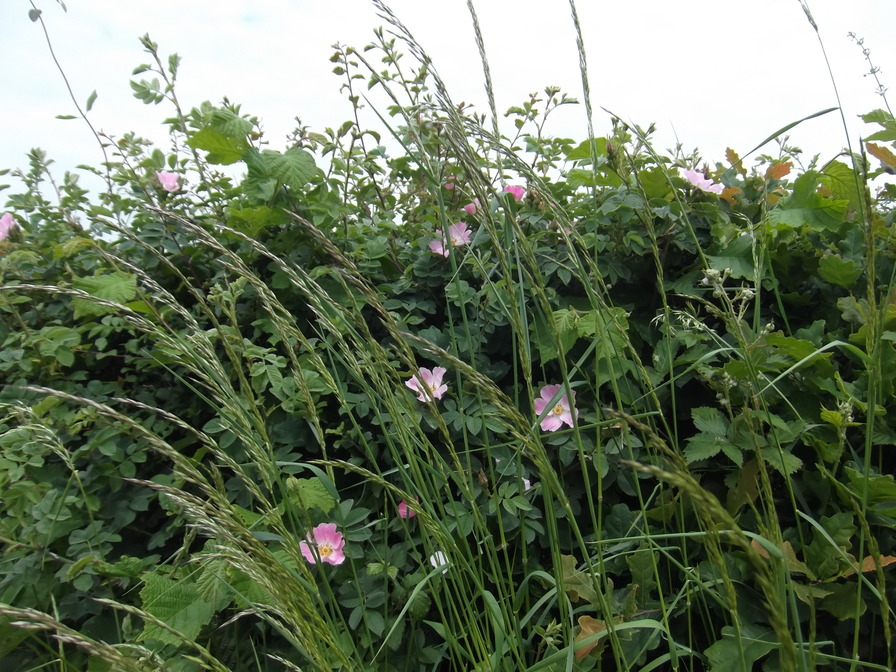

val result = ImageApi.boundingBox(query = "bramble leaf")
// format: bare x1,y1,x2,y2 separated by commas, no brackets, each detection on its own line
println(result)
138,573,215,646
72,272,137,318
187,127,249,165
767,170,847,231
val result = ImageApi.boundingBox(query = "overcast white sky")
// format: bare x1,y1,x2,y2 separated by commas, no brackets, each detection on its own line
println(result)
3,0,896,192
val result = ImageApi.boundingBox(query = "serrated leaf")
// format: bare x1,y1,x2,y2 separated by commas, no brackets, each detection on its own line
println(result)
287,476,336,513
227,206,278,237
692,407,729,436
139,573,215,646
195,558,231,609
861,108,896,129
760,446,802,476
205,107,254,138
269,147,319,191
384,615,405,652
821,160,862,213
72,272,137,319
820,408,844,428
684,435,724,463
187,127,249,165
767,170,847,231
719,442,745,468
575,307,629,348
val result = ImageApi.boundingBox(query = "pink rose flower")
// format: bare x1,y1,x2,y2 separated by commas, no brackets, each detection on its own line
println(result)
406,366,448,402
429,222,472,257
156,171,180,193
504,185,525,201
444,174,457,190
682,168,723,194
463,198,481,215
0,213,15,241
300,523,346,565
534,384,577,432
398,499,416,519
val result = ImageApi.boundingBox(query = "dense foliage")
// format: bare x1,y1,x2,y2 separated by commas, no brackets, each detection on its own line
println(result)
2,12,896,672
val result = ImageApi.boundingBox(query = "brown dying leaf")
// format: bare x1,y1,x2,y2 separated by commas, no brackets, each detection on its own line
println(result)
866,142,896,169
720,185,742,206
726,147,746,175
842,554,896,577
574,615,608,661
765,161,792,180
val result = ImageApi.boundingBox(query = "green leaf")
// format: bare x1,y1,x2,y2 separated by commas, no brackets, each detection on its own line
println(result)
227,205,279,237
692,407,728,436
821,160,863,213
37,326,81,367
763,332,833,372
205,107,254,138
861,109,895,125
138,573,215,646
287,476,337,513
638,166,673,200
187,127,249,165
559,554,598,604
706,234,755,281
533,310,577,362
684,434,724,463
28,8,42,21
73,272,137,318
705,624,777,672
844,466,896,518
767,170,847,231
566,137,608,161
268,147,320,191
759,446,802,476
195,558,232,610
820,582,866,620
86,90,98,112
818,254,862,288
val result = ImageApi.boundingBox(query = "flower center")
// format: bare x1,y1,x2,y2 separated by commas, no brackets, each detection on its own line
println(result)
318,543,333,557
551,404,564,416
429,383,438,393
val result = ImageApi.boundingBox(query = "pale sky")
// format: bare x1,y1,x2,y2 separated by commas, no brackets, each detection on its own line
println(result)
3,0,896,192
